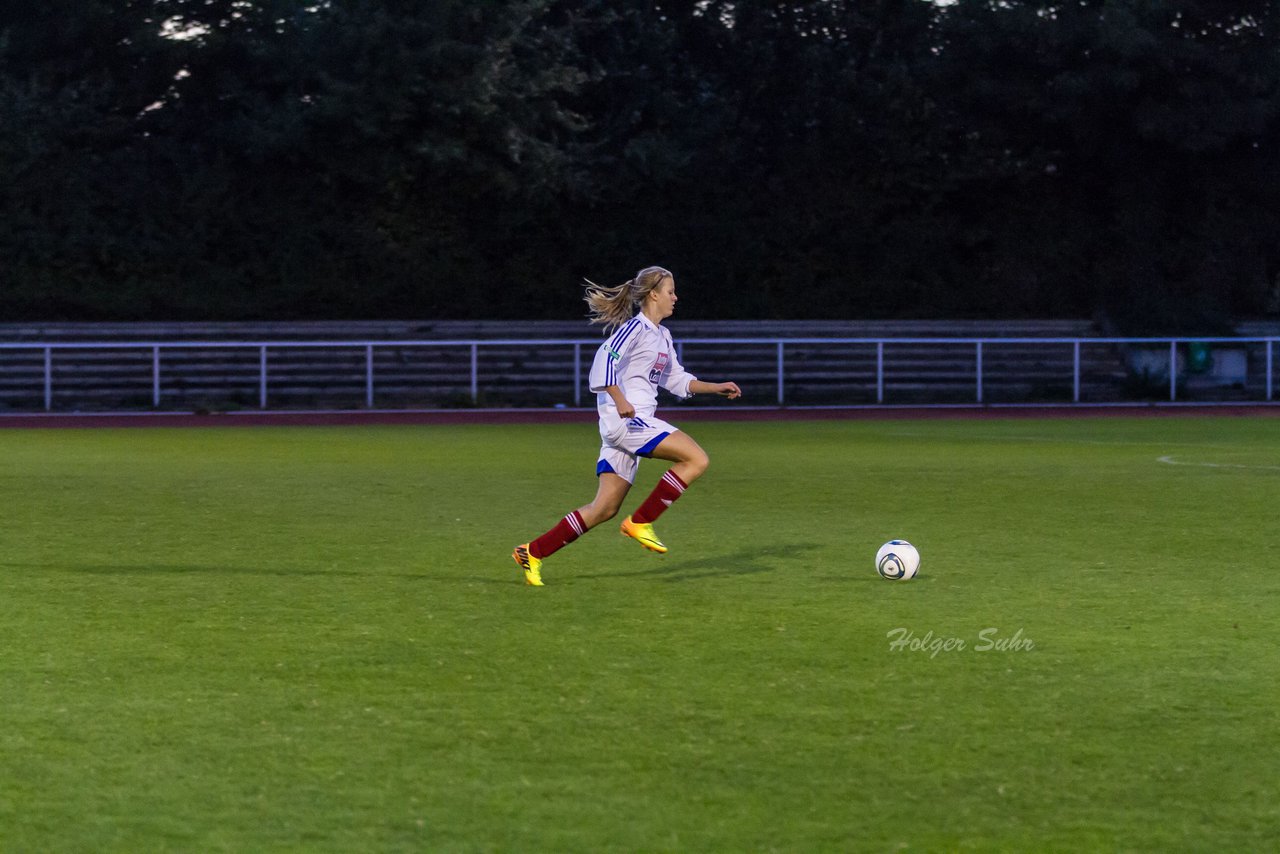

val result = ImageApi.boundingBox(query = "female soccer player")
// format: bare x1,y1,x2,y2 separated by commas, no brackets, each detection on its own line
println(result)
512,266,741,585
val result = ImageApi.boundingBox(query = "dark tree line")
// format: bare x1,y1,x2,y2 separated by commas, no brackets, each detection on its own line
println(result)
2,1,1278,330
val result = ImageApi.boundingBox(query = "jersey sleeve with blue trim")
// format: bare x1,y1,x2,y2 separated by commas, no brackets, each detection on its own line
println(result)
588,316,644,394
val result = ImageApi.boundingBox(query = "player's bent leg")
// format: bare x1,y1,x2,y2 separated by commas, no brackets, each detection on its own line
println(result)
516,475,629,585
620,432,708,554
578,472,631,528
645,431,710,484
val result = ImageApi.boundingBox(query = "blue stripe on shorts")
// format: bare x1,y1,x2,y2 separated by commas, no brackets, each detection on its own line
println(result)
637,431,670,458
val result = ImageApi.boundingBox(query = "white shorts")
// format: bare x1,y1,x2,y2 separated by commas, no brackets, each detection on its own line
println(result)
596,414,678,484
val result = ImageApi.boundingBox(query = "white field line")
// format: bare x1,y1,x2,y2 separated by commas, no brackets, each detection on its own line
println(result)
889,431,1280,468
888,431,1240,449
1155,455,1280,472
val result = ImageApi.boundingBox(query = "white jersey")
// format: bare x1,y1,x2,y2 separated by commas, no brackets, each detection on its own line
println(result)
588,313,696,419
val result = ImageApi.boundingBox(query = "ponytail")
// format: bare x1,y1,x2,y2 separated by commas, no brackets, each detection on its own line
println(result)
584,279,636,332
583,266,673,333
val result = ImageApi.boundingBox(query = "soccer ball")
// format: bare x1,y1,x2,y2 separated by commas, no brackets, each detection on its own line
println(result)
876,540,920,580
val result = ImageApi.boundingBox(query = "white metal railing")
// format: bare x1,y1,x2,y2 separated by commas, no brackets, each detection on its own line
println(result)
0,336,1276,411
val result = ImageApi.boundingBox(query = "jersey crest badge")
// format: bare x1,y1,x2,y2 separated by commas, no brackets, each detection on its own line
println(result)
649,352,669,383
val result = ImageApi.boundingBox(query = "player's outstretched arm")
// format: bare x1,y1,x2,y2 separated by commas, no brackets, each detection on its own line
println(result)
689,380,741,399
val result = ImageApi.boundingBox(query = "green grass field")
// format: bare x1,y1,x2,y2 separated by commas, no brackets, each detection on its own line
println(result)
2,415,1278,852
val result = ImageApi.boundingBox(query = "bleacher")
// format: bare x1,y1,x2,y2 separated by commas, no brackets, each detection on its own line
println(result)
0,318,1237,411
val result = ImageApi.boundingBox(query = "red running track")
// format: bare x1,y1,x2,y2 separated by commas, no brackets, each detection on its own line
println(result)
1,403,1277,429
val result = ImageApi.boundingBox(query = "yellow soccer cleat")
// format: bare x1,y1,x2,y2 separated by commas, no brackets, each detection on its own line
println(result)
512,544,544,586
620,516,667,554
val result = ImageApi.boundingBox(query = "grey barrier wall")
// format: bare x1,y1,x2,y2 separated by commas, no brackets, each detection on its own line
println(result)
0,321,1276,411
0,338,1275,412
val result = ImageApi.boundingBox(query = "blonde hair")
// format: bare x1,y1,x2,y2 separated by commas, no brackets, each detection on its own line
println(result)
583,266,672,332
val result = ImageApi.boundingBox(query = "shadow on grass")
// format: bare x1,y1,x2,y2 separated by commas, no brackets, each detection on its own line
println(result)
15,561,561,587
571,542,818,583
9,546,830,586
813,571,934,584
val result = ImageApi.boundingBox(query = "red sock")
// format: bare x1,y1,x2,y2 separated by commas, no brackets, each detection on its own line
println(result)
631,471,688,524
529,511,587,559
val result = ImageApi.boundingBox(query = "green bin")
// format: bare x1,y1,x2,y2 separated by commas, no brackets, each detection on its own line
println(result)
1186,342,1212,374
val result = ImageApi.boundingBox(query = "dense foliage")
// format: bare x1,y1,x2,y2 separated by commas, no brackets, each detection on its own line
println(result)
2,1,1277,329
